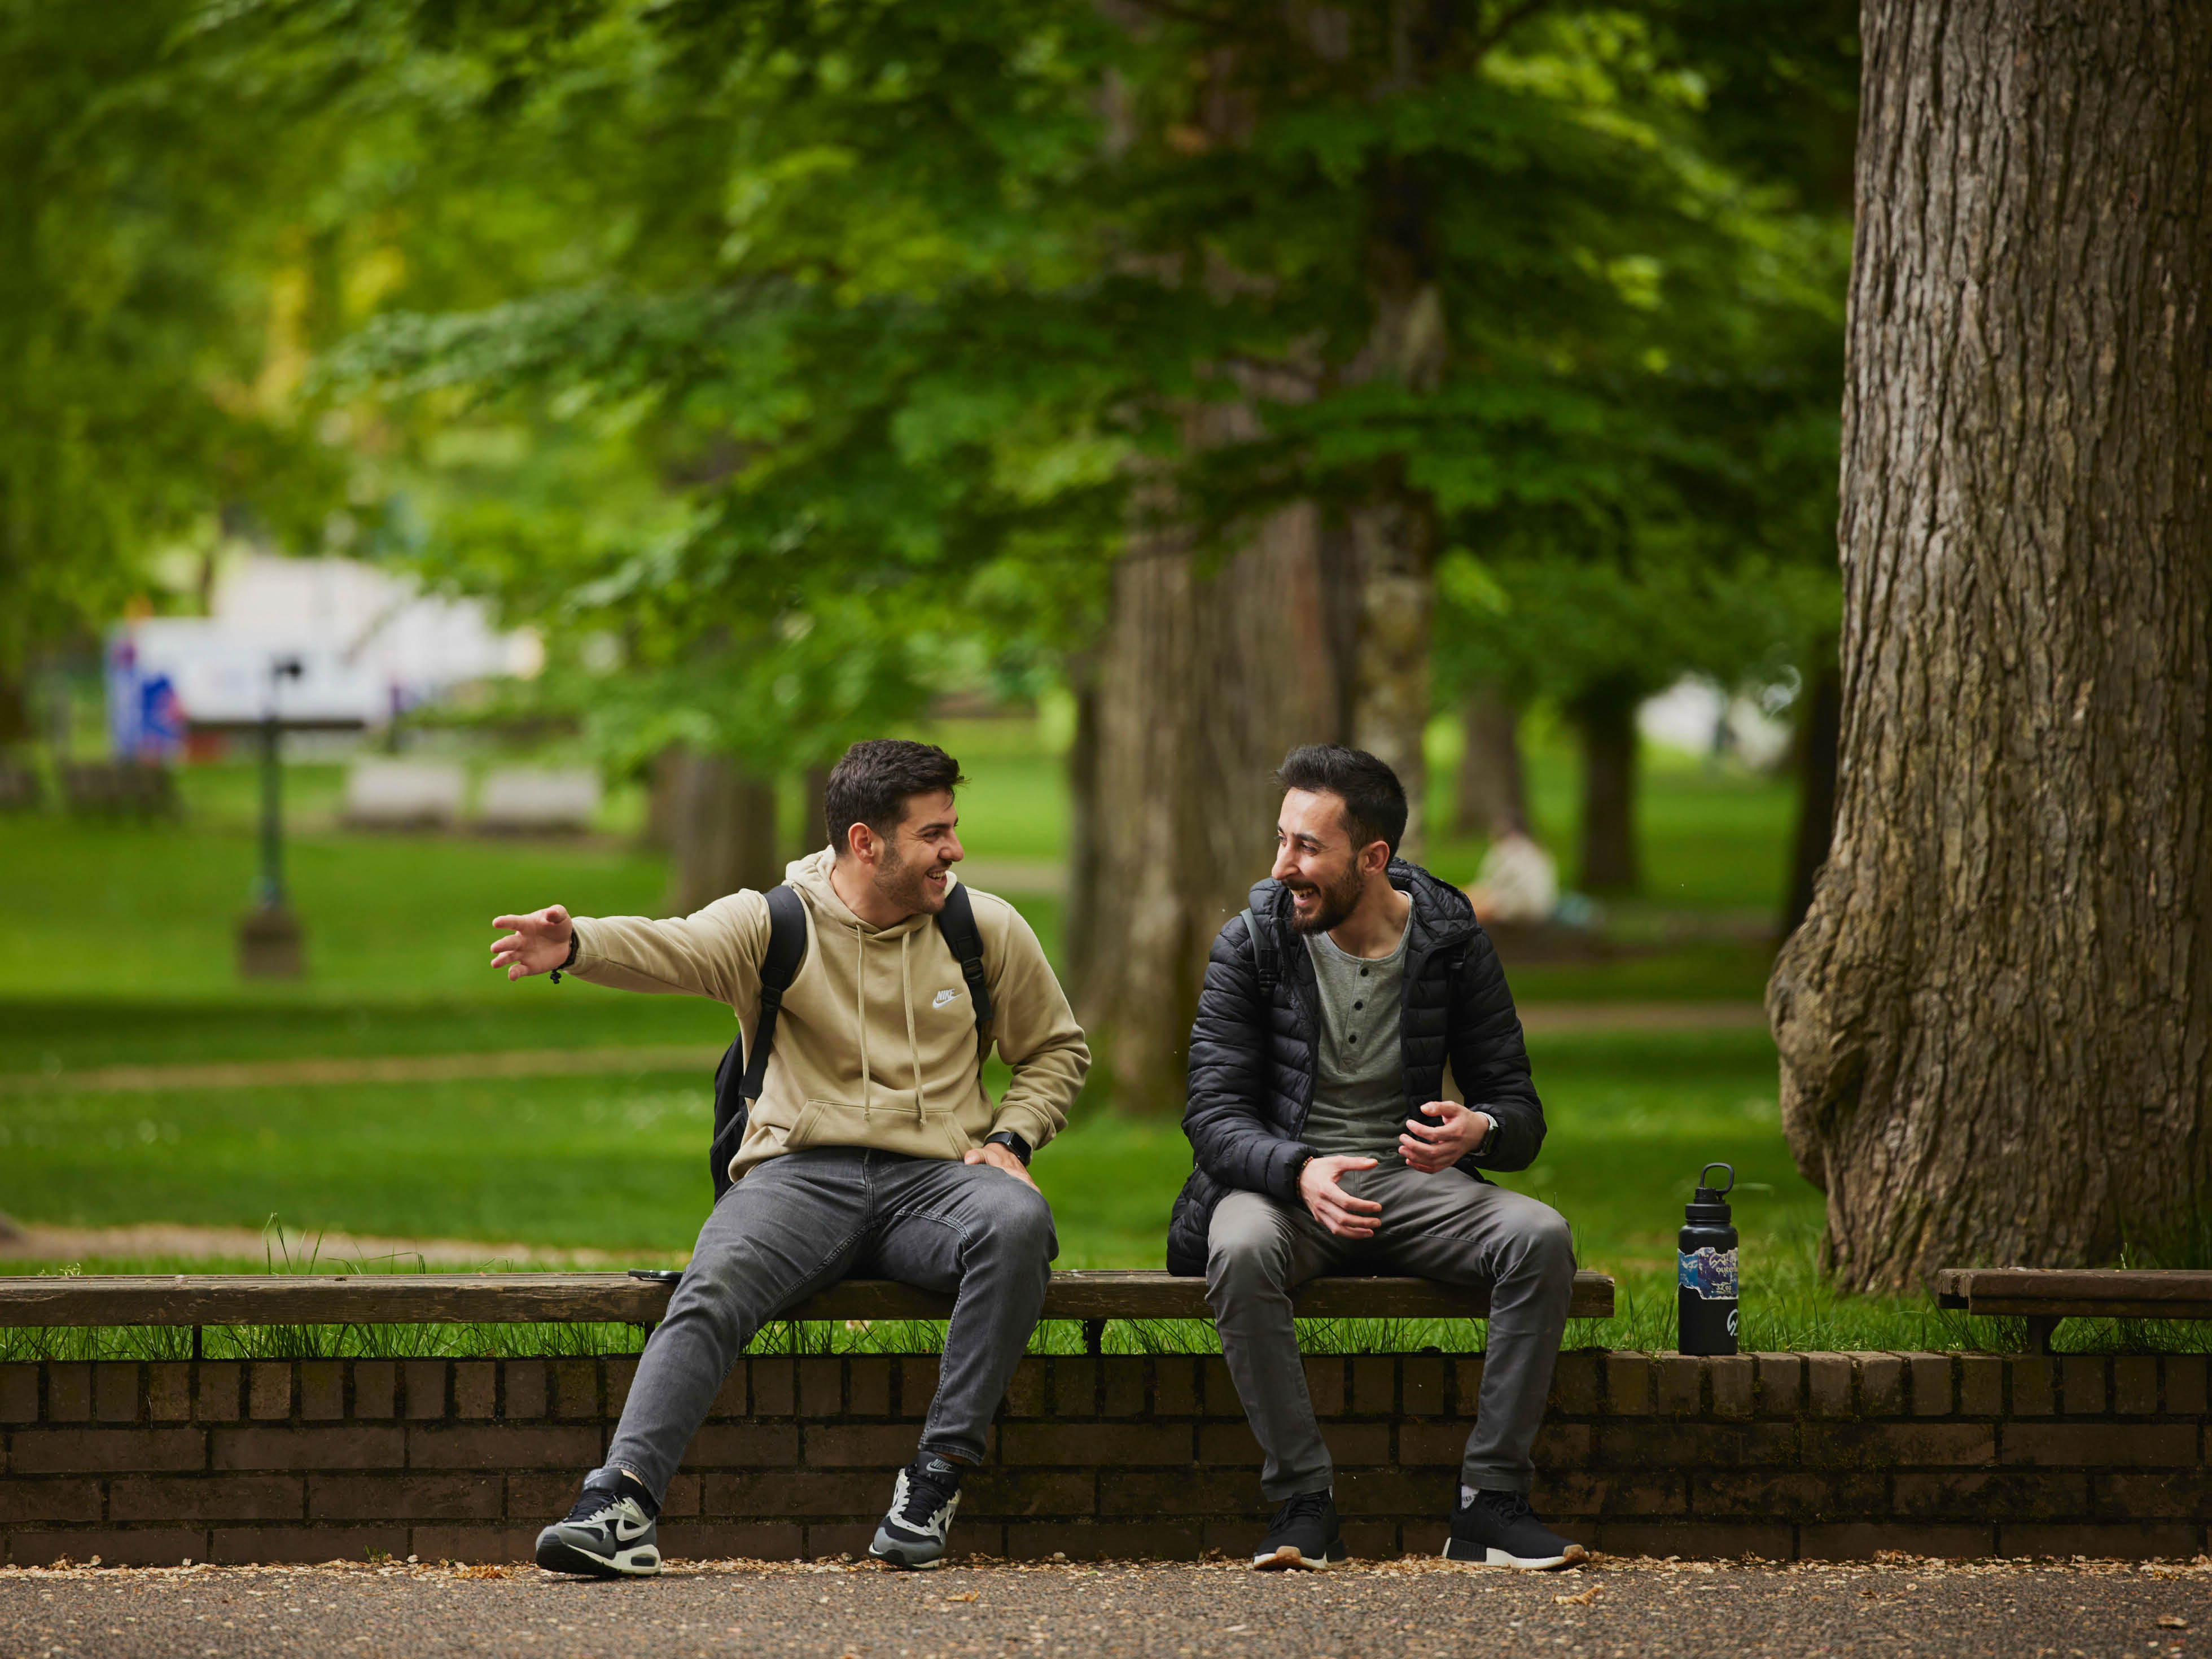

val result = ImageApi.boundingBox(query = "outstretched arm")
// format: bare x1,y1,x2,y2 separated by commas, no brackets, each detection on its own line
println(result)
489,892,770,1008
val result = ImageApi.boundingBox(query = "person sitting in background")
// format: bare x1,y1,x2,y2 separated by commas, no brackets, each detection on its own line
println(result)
490,738,1089,1576
1465,829,1560,927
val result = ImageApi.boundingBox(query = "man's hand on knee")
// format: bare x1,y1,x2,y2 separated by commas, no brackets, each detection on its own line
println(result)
964,1141,1039,1192
1298,1155,1382,1238
1400,1100,1488,1173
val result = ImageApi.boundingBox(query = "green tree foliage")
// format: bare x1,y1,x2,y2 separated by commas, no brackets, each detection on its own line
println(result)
0,0,346,725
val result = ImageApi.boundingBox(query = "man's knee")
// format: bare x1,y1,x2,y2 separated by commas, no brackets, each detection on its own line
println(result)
1206,1198,1294,1294
1517,1205,1576,1293
970,1177,1056,1259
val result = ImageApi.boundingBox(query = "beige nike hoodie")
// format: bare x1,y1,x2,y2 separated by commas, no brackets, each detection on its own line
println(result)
567,848,1089,1183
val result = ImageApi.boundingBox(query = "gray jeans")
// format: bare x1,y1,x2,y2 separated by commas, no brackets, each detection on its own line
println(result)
599,1148,1056,1501
1206,1165,1574,1500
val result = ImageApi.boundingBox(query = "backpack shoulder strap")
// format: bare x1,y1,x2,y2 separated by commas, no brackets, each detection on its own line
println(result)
936,882,993,1049
1241,905,1281,996
739,884,809,1101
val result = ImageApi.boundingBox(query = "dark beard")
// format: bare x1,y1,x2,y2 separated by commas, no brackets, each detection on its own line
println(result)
873,839,939,916
1285,865,1364,936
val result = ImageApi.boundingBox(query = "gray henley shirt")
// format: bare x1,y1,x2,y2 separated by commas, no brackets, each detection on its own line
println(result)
1301,919,1411,1166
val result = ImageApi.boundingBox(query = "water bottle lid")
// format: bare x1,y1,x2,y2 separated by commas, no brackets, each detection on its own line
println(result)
1692,1161,1736,1206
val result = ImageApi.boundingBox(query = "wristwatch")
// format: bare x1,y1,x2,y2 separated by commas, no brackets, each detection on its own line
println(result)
984,1130,1032,1166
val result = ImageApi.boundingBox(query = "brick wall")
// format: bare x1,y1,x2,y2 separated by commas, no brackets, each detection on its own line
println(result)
2,1350,2205,1567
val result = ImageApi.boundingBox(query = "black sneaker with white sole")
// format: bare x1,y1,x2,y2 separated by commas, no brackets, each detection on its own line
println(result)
868,1453,963,1569
535,1482,662,1578
1251,1490,1348,1571
1443,1489,1587,1569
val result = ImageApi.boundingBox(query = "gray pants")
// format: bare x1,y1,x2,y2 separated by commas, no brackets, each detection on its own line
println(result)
1206,1165,1574,1500
599,1147,1056,1500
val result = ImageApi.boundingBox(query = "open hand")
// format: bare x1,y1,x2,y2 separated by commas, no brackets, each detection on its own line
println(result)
1299,1154,1383,1238
1400,1100,1489,1173
490,906,575,981
965,1141,1039,1191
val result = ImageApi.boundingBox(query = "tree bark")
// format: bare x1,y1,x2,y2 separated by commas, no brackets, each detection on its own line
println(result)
1569,680,1641,894
1780,649,1841,940
1077,500,1352,1114
799,765,830,861
663,748,779,915
1059,653,1104,1004
1769,0,2212,1290
1455,684,1528,838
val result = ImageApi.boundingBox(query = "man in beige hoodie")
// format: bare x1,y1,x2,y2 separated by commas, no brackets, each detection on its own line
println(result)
489,739,1089,1575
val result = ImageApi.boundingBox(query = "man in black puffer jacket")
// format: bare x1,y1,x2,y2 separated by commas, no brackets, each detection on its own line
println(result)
1168,745,1584,1574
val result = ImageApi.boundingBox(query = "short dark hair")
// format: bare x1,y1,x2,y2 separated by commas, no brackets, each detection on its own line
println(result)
1276,744,1408,857
824,739,966,854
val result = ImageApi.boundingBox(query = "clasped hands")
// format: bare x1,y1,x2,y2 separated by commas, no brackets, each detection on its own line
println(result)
1298,1100,1490,1238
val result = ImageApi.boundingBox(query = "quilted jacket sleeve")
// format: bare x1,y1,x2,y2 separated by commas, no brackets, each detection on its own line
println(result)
1450,924,1546,1173
1183,914,1314,1203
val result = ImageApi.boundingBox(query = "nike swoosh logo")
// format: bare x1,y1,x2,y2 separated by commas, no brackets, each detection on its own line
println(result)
933,989,960,1008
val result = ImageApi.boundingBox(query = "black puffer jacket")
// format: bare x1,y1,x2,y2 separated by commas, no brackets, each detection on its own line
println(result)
1164,859,1544,1276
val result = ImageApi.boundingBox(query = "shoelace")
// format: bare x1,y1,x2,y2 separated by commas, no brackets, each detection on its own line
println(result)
896,1462,960,1527
1475,1490,1535,1525
1272,1490,1332,1527
565,1486,632,1525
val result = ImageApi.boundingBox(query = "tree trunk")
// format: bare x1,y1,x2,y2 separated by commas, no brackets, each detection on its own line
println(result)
664,748,779,915
1455,685,1528,838
1060,653,1103,1004
1346,253,1446,861
1780,649,1841,940
639,745,682,853
1078,500,1352,1113
1347,485,1436,860
799,765,830,861
1570,681,1641,894
1769,0,2212,1290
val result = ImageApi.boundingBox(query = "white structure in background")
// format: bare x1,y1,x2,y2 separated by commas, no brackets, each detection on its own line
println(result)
1638,675,1795,769
340,759,468,829
111,554,542,745
476,767,601,834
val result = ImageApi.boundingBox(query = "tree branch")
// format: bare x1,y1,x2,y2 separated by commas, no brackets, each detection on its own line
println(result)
1467,0,1550,64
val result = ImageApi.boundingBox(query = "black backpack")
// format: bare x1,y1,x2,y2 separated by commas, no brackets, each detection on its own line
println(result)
708,883,994,1197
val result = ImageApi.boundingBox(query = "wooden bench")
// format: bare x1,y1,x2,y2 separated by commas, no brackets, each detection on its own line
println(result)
0,1269,1616,1356
1933,1267,2212,1353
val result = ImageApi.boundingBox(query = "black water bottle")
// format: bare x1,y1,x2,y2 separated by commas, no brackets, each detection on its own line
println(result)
1677,1162,1740,1356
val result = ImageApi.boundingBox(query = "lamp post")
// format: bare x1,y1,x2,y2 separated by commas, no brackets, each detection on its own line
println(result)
237,656,305,978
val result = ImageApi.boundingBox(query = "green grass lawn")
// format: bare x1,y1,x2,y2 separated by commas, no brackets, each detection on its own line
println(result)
7,1022,2177,1356
15,719,2140,1359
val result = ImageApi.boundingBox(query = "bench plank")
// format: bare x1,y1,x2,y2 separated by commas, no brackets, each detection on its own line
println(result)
0,1270,1614,1328
1933,1268,2212,1320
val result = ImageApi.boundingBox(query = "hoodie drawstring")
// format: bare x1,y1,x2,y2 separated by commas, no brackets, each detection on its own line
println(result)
854,922,871,1113
853,920,930,1124
900,930,926,1124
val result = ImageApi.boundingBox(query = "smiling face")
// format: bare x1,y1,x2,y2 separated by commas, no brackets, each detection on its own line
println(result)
1272,787,1386,935
867,789,963,917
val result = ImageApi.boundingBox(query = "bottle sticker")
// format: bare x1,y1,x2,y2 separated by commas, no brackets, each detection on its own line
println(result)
1679,1245,1738,1301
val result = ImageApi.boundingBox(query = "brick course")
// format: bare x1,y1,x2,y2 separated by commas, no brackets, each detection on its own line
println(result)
2,1350,2203,1565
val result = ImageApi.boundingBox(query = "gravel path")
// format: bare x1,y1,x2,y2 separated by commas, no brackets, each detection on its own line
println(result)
2,1554,2205,1658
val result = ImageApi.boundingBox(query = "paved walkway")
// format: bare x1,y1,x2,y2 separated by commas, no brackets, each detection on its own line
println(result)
0,1006,1767,1097
0,1555,2202,1658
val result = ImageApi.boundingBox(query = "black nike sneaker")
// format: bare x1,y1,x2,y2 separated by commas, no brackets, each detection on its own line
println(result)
868,1452,963,1569
1443,1489,1587,1569
535,1480,662,1578
1251,1490,1347,1571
